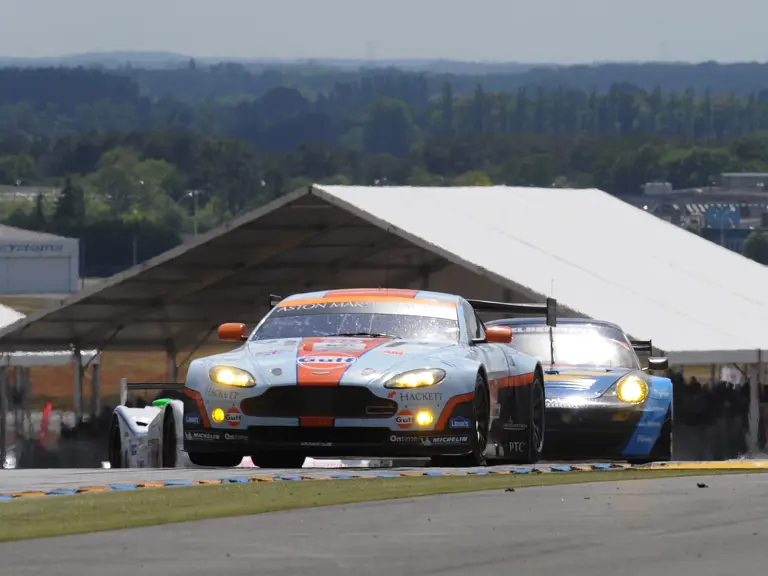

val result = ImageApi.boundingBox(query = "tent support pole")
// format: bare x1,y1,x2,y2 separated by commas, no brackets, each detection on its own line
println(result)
90,362,101,418
748,351,761,455
0,367,7,467
166,340,178,383
73,349,83,422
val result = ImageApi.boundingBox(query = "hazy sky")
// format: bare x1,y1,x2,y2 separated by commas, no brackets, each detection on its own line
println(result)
1,0,767,63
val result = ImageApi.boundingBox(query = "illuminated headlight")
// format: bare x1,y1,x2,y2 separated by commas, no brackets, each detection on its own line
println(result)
209,366,255,387
616,375,648,403
415,410,434,426
383,368,446,389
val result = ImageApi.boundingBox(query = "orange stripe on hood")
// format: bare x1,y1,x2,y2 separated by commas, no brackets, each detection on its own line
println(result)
296,337,392,386
324,289,418,298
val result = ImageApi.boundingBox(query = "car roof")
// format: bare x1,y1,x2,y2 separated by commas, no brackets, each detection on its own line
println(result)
281,288,462,304
487,316,626,333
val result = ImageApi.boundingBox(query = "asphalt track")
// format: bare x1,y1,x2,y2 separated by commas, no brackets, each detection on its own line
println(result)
1,473,766,575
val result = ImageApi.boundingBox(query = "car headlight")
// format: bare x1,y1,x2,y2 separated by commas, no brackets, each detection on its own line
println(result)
209,366,255,387
383,368,446,389
616,375,648,403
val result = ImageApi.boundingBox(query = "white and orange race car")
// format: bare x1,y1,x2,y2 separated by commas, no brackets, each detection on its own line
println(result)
108,288,556,469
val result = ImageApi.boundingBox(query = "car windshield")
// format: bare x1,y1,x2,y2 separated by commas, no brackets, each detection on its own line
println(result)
506,324,639,369
252,299,460,342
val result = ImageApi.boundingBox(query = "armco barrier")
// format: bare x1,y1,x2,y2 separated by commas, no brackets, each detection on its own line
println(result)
2,460,768,501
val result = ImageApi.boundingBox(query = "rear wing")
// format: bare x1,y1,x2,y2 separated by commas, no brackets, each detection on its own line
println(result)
630,339,653,355
119,377,185,406
467,297,557,327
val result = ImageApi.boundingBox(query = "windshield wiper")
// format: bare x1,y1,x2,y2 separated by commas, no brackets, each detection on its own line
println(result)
336,332,399,339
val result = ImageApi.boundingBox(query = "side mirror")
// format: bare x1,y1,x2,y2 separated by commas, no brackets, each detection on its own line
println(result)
646,357,669,371
485,325,513,344
218,323,247,342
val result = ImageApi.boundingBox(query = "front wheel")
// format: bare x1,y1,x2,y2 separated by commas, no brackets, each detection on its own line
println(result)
161,410,178,468
524,371,546,464
431,373,489,467
107,414,123,468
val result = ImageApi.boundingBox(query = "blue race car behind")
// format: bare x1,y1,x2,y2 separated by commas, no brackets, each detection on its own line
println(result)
485,317,673,463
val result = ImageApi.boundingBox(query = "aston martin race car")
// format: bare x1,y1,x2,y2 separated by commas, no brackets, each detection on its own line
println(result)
485,317,672,463
108,288,557,468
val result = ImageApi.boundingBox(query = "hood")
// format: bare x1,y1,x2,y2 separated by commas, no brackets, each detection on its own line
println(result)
239,336,457,386
543,365,634,399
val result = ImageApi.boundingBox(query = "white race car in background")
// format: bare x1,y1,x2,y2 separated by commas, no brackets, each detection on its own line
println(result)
106,380,395,469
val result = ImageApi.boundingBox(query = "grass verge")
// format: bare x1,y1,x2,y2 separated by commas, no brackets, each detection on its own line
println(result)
1,469,764,542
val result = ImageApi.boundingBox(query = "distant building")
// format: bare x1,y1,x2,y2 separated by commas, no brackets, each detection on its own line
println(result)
0,225,80,295
720,173,768,191
641,181,673,195
630,176,768,256
0,185,61,203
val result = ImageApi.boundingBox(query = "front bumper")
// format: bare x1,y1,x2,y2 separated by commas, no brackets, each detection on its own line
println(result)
544,406,645,459
543,390,671,460
182,384,476,458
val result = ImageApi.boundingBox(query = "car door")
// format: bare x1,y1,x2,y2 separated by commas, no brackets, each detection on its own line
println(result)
460,300,510,419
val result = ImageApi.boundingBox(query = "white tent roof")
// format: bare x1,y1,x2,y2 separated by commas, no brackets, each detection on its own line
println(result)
0,304,24,330
0,303,99,366
315,185,768,364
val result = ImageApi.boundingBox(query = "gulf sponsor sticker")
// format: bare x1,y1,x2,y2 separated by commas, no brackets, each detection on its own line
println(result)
396,410,413,429
296,353,357,370
225,408,242,428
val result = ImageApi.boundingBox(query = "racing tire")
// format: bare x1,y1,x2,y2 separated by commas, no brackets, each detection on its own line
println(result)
187,452,244,467
430,373,489,467
250,453,307,469
107,414,123,469
508,370,546,465
161,410,177,468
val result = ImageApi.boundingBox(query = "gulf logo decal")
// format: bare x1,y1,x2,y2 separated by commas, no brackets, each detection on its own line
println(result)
297,353,357,370
225,408,241,428
296,337,392,386
396,410,413,429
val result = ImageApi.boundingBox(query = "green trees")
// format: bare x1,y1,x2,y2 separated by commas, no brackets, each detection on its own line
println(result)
2,63,768,272
743,231,768,265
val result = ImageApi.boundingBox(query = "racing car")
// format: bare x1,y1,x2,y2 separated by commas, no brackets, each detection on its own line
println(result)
108,288,557,468
485,317,672,463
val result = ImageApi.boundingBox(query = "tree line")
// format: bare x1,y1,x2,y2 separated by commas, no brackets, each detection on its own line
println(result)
1,64,768,273
5,67,768,152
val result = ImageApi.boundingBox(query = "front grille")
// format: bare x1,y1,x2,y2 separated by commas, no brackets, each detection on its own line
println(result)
240,386,398,419
249,426,394,444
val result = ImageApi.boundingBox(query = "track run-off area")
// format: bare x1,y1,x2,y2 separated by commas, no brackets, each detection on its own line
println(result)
1,471,768,576
2,459,768,499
